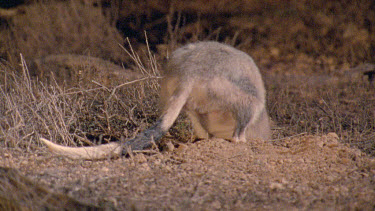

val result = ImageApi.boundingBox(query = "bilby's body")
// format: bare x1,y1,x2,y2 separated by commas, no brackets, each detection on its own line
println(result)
41,41,271,159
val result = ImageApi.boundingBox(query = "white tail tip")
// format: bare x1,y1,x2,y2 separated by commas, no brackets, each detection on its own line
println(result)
40,137,123,160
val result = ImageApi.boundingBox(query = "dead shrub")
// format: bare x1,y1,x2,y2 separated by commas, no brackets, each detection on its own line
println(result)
0,46,160,149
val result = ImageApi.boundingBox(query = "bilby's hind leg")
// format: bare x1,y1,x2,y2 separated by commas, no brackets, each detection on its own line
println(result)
232,110,252,142
186,110,209,140
232,100,263,142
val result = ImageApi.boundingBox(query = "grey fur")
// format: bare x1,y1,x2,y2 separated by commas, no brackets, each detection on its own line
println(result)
127,41,270,151
41,41,271,159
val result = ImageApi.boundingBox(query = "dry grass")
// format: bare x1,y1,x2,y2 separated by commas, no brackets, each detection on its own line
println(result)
0,0,374,209
0,46,160,149
0,0,373,155
267,73,375,156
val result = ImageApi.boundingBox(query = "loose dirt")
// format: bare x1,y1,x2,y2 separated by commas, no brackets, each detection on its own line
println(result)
0,0,374,210
1,133,374,210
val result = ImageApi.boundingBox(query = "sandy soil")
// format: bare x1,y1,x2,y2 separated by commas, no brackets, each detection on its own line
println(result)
1,133,374,210
0,1,374,210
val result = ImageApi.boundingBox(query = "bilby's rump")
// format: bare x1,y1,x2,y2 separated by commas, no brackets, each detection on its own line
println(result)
41,41,271,159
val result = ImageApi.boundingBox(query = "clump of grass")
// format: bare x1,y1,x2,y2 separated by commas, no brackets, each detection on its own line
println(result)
0,39,160,149
267,73,375,156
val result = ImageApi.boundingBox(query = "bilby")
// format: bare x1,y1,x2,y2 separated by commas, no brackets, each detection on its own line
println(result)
41,41,271,159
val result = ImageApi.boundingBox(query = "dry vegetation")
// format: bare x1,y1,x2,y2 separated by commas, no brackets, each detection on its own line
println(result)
0,0,374,210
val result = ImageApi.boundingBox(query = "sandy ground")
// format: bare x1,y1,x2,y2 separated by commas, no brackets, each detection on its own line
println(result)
0,1,374,210
1,133,374,210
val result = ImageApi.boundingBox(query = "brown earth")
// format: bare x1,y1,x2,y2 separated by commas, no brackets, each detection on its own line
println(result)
1,133,374,210
0,0,374,210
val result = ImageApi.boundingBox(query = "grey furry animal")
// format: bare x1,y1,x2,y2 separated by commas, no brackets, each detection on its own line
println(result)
41,41,271,159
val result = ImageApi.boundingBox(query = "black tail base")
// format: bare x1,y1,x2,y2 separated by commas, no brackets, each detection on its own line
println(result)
122,119,166,155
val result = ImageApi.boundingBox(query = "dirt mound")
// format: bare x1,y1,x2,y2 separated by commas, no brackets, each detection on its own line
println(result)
0,167,99,210
0,1,374,210
1,134,374,210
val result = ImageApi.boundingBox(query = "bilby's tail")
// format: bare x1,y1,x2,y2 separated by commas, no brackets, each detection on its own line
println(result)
41,82,193,160
40,138,122,160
